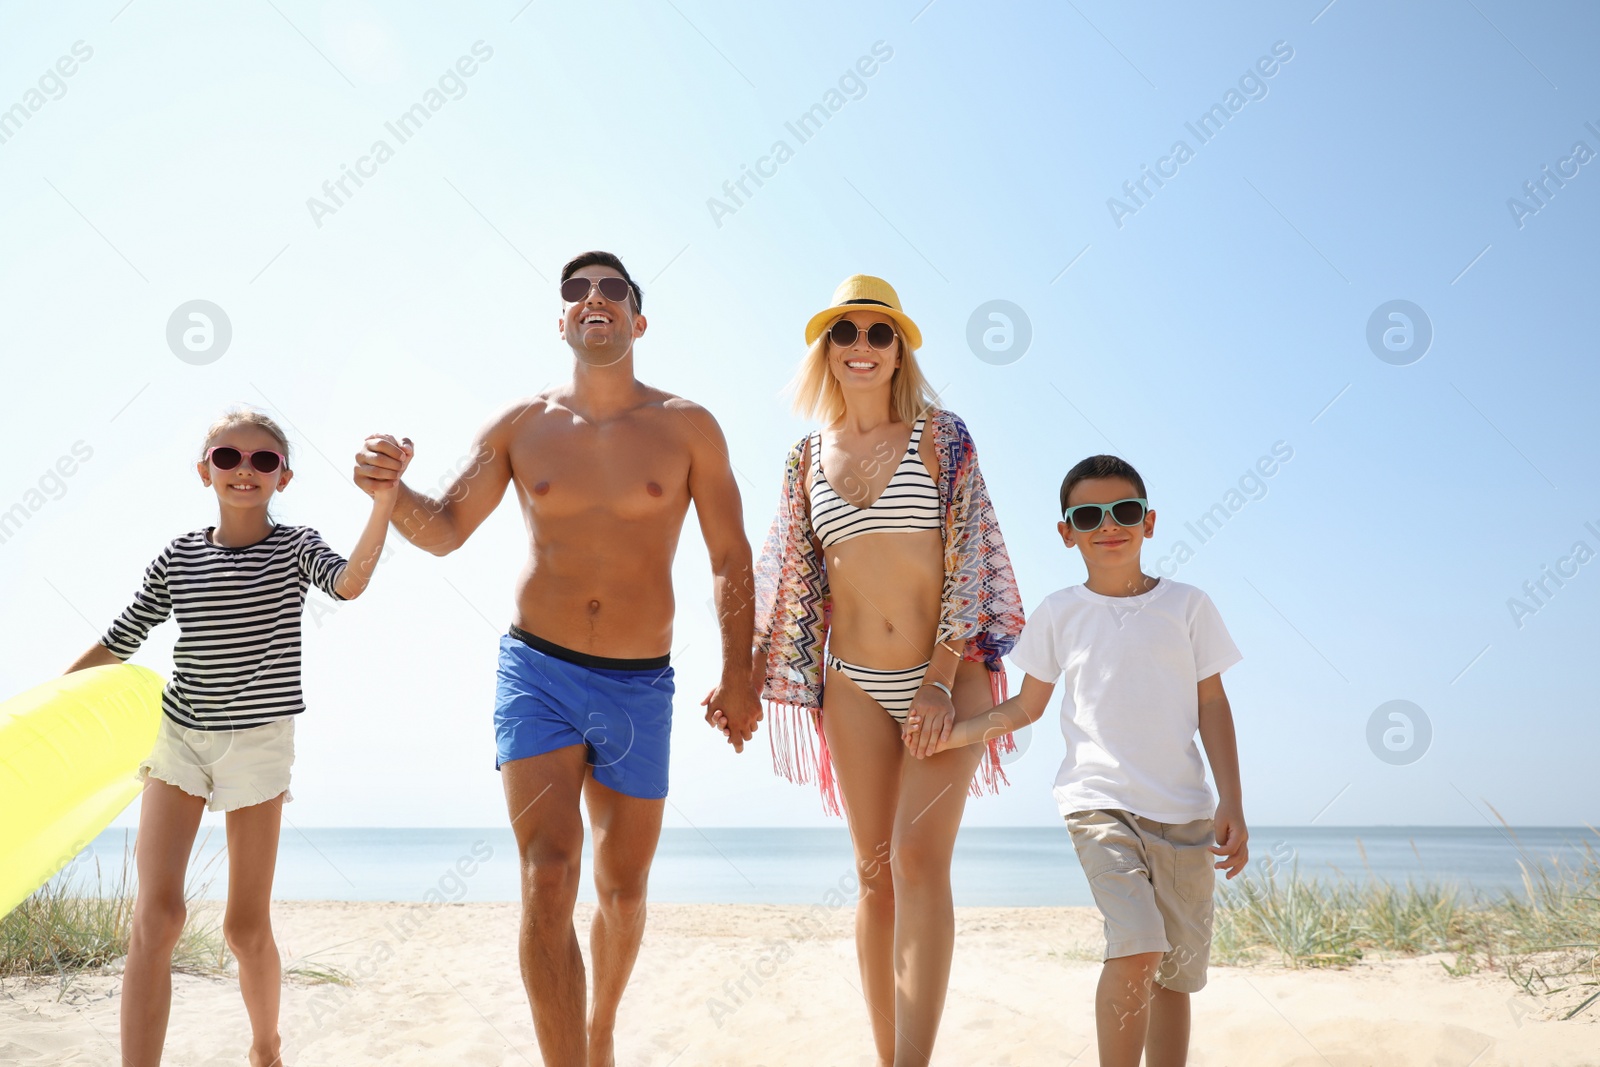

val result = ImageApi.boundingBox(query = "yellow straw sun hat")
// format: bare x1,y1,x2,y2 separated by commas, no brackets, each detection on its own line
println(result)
804,274,923,351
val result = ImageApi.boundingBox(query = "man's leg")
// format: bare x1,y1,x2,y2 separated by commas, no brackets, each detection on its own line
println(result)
582,774,665,1067
503,745,590,1067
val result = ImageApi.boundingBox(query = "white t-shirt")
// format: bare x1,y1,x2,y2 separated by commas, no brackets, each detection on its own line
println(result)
1008,579,1241,823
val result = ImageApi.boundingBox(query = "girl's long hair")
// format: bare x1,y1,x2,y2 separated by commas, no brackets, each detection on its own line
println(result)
787,320,940,427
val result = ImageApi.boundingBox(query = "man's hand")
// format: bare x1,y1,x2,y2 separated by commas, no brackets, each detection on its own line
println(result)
1210,799,1249,879
355,434,414,500
702,681,762,753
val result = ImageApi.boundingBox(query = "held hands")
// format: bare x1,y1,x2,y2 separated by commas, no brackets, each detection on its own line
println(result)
1210,799,1250,879
701,674,763,753
355,434,414,507
903,682,955,759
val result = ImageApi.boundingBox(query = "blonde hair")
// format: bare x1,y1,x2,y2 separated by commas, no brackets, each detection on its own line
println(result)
199,407,292,467
788,320,940,427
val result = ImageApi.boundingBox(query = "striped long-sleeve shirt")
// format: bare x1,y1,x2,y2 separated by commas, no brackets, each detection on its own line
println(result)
101,525,349,729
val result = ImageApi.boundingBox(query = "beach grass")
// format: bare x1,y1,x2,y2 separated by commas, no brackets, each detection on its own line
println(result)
1213,825,1599,1018
0,834,349,988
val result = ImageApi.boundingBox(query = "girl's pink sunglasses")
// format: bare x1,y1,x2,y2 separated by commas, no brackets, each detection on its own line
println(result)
206,446,285,474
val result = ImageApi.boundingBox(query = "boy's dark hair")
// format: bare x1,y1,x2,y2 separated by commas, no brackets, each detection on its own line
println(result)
560,250,643,313
1059,455,1148,515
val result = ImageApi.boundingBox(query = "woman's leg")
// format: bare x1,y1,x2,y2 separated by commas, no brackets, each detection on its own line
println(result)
887,658,991,1067
821,662,908,1067
223,792,286,1067
122,778,205,1067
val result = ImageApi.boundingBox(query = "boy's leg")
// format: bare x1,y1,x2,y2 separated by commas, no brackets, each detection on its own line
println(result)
1064,811,1176,1067
1095,951,1162,1067
1144,815,1217,1067
122,778,206,1067
223,791,287,1067
1144,984,1191,1067
504,745,591,1067
583,775,665,1067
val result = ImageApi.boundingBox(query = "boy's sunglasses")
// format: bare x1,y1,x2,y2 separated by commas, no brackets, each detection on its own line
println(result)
560,276,633,304
828,319,897,350
1064,497,1148,533
207,446,285,474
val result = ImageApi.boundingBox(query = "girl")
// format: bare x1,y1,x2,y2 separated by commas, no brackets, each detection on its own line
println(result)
64,407,409,1067
736,274,1024,1066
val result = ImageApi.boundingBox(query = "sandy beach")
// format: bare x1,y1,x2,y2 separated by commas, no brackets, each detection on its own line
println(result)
1,901,1593,1066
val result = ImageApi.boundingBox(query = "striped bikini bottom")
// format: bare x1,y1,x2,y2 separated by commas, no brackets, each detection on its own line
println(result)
825,653,931,721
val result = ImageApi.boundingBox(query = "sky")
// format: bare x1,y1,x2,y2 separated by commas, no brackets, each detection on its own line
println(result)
1,0,1596,832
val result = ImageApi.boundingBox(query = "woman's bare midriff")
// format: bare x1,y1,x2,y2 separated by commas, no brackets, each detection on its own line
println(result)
822,527,945,668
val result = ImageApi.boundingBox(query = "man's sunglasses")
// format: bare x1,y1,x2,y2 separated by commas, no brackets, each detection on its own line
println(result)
206,446,285,474
827,319,897,350
1063,497,1148,533
560,276,633,305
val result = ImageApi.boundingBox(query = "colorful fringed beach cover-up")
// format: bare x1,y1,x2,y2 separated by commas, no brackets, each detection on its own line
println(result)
751,408,1026,817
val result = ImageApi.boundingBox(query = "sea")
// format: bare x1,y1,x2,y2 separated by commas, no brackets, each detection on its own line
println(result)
60,825,1596,907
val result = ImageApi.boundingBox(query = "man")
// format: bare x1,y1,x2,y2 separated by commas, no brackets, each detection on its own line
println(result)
353,250,761,1066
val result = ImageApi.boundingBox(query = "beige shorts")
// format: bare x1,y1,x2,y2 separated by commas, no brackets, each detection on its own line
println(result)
139,716,296,813
1064,808,1216,992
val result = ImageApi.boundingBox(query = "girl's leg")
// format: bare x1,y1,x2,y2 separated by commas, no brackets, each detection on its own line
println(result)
122,778,206,1067
887,658,990,1067
821,663,908,1067
223,792,286,1067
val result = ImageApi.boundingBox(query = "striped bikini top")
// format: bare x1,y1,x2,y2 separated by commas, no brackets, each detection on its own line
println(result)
808,417,942,548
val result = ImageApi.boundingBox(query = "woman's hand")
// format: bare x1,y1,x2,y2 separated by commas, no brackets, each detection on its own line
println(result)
702,684,761,749
904,682,955,759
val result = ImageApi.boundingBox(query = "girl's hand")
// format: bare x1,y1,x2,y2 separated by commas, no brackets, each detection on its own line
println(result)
904,683,955,759
357,434,414,501
367,438,414,508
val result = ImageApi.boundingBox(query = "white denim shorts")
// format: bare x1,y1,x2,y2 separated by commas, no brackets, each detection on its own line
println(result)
139,716,296,813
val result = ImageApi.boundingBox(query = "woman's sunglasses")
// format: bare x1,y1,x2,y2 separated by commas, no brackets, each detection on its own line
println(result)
1064,497,1148,533
560,276,633,304
827,319,897,350
206,446,285,474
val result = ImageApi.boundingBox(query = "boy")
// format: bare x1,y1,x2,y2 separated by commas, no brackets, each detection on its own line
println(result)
920,454,1247,1066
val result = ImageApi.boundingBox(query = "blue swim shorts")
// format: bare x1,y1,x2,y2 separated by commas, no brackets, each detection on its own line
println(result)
494,625,675,800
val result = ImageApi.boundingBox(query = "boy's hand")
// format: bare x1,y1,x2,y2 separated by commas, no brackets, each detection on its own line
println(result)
1210,800,1249,879
904,684,955,759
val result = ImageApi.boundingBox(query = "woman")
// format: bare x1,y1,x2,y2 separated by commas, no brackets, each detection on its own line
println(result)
746,274,1024,1065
